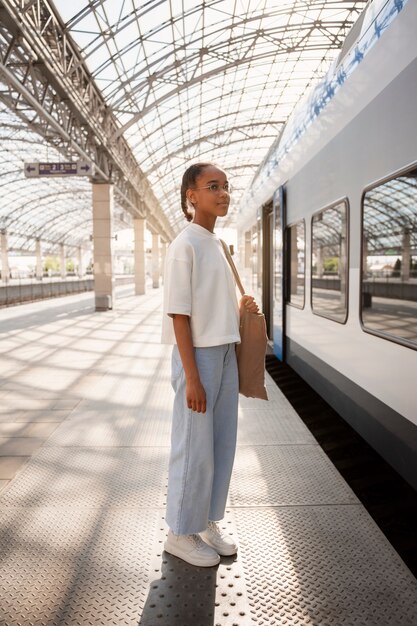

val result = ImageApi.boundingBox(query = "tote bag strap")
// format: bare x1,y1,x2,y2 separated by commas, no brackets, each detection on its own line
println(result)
220,239,246,297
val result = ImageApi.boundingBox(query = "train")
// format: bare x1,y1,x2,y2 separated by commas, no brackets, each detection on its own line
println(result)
236,0,417,490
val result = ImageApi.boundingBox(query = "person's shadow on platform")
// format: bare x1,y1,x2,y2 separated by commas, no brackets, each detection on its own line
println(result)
138,551,221,626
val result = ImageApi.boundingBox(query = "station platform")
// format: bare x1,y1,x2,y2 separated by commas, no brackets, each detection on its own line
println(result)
0,287,416,625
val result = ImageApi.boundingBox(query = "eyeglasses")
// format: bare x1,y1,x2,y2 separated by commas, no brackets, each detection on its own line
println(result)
194,182,232,193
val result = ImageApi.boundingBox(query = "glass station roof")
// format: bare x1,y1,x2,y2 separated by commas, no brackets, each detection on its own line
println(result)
55,0,367,231
0,0,368,252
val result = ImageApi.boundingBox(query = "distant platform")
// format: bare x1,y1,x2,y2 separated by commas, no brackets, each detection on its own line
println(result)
0,275,135,306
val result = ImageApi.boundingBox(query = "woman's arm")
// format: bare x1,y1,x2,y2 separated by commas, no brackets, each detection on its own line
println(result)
172,314,207,414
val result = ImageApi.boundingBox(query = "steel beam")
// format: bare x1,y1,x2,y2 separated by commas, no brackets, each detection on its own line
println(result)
0,0,174,242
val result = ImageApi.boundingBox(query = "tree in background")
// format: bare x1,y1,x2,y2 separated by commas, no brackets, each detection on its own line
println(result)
43,256,59,273
323,257,339,274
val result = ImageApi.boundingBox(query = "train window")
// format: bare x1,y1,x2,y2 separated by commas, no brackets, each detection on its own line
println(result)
361,167,417,348
285,220,305,308
311,201,348,323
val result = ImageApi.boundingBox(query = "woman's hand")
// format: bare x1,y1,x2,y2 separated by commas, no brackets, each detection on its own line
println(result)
172,314,207,414
240,295,260,314
185,375,207,413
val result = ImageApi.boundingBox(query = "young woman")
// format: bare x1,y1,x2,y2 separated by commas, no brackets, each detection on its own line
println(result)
161,162,259,567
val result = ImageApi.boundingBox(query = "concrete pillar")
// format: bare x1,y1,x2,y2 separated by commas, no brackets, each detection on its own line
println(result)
362,235,368,276
152,232,160,288
1,230,10,284
316,244,323,278
36,238,43,280
60,243,66,279
78,247,84,278
238,232,245,268
134,218,146,295
244,231,251,268
402,229,410,282
161,241,167,283
92,183,114,311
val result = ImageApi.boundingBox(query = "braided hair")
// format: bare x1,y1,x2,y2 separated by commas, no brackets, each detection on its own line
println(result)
180,162,215,222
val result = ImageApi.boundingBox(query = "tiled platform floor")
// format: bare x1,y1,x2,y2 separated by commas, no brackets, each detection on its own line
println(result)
0,286,416,625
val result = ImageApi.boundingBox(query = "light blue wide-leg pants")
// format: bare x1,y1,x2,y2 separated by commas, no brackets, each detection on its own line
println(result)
166,343,239,535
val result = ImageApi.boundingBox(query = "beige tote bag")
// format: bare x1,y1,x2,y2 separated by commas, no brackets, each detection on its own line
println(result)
220,240,269,401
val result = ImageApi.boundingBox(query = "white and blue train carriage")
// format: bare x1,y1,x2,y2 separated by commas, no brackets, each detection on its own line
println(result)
236,0,417,490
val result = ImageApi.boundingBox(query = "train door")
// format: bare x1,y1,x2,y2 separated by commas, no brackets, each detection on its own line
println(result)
272,186,286,361
262,201,273,338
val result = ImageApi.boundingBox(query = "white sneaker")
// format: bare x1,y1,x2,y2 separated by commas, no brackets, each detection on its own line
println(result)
164,530,220,567
200,521,238,556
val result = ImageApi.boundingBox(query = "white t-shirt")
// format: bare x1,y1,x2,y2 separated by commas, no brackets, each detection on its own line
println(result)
161,222,241,347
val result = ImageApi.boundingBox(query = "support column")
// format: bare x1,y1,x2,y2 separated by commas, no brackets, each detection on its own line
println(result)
134,218,146,295
60,243,66,279
36,238,43,281
316,244,323,278
152,232,160,288
1,230,10,284
362,235,369,275
402,229,410,282
160,241,167,284
244,231,251,268
92,183,114,311
240,232,246,268
78,247,84,278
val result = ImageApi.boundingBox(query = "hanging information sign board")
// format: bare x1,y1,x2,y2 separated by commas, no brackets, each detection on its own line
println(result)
24,161,94,177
